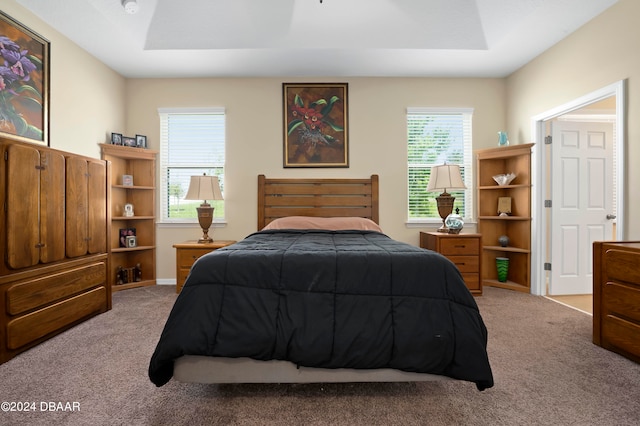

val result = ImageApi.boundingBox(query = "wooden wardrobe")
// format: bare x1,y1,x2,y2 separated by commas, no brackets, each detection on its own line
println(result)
0,138,111,364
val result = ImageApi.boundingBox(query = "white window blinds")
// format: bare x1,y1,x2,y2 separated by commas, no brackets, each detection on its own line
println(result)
158,107,226,222
407,108,473,221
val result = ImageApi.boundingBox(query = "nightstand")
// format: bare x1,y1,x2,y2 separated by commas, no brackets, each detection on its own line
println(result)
173,240,236,293
420,232,482,296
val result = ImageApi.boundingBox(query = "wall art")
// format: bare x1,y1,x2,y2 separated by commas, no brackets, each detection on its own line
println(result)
283,83,348,167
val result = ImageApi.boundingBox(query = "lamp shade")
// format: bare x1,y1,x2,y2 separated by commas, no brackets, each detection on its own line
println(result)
426,164,466,192
185,175,223,202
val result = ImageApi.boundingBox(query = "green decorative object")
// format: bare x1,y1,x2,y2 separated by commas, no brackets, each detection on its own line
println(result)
496,257,509,282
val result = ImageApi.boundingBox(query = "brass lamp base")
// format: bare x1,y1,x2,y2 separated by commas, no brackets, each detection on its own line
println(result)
196,204,214,243
436,192,455,233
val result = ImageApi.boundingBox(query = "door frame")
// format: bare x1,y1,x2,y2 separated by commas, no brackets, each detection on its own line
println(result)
529,80,626,296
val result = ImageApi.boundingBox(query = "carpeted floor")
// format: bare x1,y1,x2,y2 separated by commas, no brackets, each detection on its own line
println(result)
1,285,639,425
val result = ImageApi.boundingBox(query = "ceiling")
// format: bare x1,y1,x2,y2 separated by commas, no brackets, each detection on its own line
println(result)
15,0,619,78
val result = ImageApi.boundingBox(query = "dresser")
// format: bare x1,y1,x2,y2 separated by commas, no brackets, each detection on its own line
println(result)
173,240,236,293
420,232,482,295
593,241,640,364
0,138,110,364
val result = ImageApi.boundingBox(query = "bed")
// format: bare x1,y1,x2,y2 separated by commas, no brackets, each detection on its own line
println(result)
149,175,493,390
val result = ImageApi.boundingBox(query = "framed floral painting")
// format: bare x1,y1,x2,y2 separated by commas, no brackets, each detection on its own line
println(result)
283,83,348,167
0,11,50,145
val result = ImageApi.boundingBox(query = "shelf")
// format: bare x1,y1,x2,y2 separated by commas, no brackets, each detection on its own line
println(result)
112,216,155,220
478,184,531,190
112,245,155,253
481,279,529,293
483,245,530,254
476,143,533,292
477,216,531,221
100,143,157,292
112,184,155,190
112,279,155,292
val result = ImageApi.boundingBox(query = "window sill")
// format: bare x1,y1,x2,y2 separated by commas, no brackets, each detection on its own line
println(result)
157,221,227,229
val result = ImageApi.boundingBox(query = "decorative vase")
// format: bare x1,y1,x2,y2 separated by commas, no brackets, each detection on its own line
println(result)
445,207,464,234
498,131,509,146
498,235,509,247
496,257,509,282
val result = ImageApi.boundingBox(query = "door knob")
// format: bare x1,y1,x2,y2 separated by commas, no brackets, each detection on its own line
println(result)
606,214,616,220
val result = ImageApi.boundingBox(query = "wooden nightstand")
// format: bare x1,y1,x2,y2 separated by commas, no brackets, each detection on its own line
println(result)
173,240,236,293
420,232,482,296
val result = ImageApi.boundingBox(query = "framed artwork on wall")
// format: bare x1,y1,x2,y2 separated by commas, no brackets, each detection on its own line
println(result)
283,82,349,168
0,11,50,146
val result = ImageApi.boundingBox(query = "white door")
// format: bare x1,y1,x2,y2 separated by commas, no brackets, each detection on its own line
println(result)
549,120,615,295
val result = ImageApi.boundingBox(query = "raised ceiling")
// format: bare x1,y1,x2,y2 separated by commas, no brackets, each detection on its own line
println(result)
15,0,619,78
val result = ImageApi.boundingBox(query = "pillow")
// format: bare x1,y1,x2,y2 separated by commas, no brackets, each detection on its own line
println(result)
262,216,383,232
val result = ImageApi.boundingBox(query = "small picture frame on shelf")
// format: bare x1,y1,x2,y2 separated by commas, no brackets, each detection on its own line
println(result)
135,134,147,148
126,235,137,248
123,203,134,217
122,136,136,147
111,132,122,145
119,228,136,247
498,197,512,216
122,174,133,186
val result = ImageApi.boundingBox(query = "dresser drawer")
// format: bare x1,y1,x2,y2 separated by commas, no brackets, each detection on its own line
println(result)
177,248,215,268
603,282,640,324
461,274,481,292
602,315,640,359
6,262,107,315
439,238,479,255
447,255,479,273
6,286,107,350
605,249,640,287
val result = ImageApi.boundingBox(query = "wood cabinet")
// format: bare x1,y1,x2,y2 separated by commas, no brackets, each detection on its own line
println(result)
593,241,640,364
420,232,482,295
0,138,110,364
476,143,533,292
173,240,237,293
100,143,158,292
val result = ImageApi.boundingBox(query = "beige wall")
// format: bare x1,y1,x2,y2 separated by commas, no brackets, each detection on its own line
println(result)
3,1,126,158
126,78,506,280
9,0,638,284
506,0,640,239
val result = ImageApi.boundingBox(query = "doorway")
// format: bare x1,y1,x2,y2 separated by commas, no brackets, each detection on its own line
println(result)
530,80,626,296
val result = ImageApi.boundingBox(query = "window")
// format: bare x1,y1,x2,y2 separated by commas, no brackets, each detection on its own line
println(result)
407,108,473,222
158,107,225,223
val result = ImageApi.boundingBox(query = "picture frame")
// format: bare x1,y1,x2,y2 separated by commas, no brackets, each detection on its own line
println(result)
126,235,137,248
0,11,50,146
111,133,123,145
135,134,147,148
122,136,136,147
119,228,136,247
122,174,133,186
283,83,349,168
498,197,512,216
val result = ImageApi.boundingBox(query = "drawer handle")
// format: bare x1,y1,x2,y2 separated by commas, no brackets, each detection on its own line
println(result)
454,244,466,248
455,262,466,266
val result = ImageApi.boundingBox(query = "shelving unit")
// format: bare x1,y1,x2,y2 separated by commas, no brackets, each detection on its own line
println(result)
100,143,158,292
476,143,534,293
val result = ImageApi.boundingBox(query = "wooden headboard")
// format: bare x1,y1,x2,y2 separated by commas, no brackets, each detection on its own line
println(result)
257,175,379,230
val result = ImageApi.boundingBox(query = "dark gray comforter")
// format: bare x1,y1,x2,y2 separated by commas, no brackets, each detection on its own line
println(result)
149,230,494,390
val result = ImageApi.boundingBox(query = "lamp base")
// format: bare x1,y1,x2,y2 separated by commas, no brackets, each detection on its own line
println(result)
436,192,455,233
196,205,214,244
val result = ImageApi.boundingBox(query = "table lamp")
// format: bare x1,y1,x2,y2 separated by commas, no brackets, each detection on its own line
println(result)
426,164,466,233
184,174,223,243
